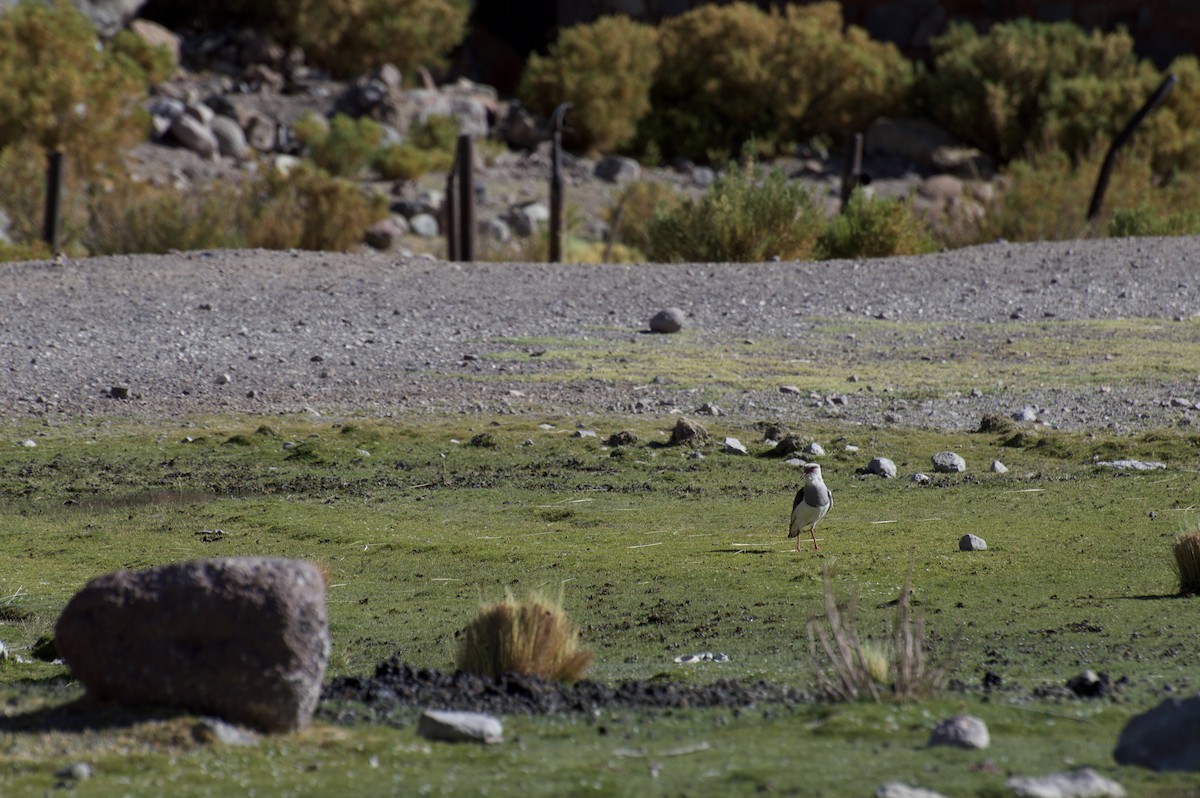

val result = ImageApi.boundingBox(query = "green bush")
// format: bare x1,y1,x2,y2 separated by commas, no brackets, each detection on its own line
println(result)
247,162,388,251
638,2,911,163
293,112,386,178
815,189,934,260
923,19,1153,164
0,0,147,177
108,28,177,86
646,161,823,262
1109,206,1200,237
606,180,682,256
85,180,247,255
518,15,660,154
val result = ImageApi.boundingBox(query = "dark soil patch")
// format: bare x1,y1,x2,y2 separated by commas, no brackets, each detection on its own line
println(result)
319,657,811,718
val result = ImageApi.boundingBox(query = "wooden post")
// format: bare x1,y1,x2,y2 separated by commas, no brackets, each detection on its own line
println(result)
42,150,64,252
445,162,459,262
549,103,571,263
839,132,865,213
456,134,475,262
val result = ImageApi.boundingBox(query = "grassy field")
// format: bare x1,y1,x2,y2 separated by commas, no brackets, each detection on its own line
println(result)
1,411,1199,796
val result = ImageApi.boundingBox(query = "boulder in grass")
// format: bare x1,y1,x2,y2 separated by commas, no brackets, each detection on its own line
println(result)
649,308,685,333
928,714,989,749
417,709,503,744
1114,695,1200,771
55,558,330,733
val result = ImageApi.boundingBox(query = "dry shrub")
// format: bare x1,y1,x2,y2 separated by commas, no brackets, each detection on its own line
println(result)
456,589,592,682
86,180,247,255
808,564,949,702
247,162,388,251
1173,532,1200,596
605,180,681,257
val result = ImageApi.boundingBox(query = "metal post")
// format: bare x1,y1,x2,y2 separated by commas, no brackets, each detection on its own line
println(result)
839,132,865,213
549,103,571,263
1088,73,1177,221
42,150,64,251
445,163,459,261
456,134,475,262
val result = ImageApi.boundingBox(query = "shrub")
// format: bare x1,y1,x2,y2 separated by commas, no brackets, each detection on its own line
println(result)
85,180,247,255
639,2,911,163
108,28,177,86
456,589,592,682
815,189,935,260
293,112,386,178
646,161,822,262
1109,206,1200,238
923,19,1152,164
246,162,388,251
605,180,681,256
808,565,949,702
0,0,147,177
1173,532,1200,596
518,15,660,154
372,115,457,180
285,0,469,78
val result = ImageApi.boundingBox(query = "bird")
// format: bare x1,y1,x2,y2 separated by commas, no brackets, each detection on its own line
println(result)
789,463,832,552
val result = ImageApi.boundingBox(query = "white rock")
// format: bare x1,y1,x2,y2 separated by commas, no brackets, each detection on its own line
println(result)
866,457,897,478
417,709,503,744
409,213,440,238
959,534,987,551
804,442,825,457
1007,768,1125,798
931,451,966,473
928,714,989,749
723,437,748,455
876,783,950,798
991,460,1009,473
1095,460,1166,471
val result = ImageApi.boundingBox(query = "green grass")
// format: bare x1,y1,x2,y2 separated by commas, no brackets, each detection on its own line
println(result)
2,414,1200,796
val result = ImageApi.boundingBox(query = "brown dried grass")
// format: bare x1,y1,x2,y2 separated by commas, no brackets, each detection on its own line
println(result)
1173,531,1200,596
456,589,593,683
808,563,950,702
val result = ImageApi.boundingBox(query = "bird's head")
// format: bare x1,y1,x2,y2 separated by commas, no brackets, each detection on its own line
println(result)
803,463,822,480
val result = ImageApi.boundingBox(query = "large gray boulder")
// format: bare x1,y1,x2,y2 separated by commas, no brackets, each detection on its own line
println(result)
55,557,330,733
1114,695,1200,771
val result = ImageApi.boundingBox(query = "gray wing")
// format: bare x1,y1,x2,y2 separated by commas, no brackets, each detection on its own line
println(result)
803,482,831,509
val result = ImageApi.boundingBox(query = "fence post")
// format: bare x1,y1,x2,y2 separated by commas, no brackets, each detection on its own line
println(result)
445,159,459,261
456,134,475,262
42,150,64,252
839,132,867,213
549,103,571,263
1088,73,1176,222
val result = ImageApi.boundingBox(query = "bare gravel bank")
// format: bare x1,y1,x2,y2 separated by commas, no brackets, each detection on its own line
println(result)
2,236,1199,431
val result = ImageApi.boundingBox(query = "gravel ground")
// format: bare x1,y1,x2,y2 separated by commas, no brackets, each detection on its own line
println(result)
3,236,1199,430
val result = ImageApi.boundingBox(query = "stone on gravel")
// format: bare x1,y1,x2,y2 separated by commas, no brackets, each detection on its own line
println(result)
364,217,410,250
1007,768,1125,798
55,557,330,733
1013,406,1039,423
649,308,685,333
866,457,897,478
932,451,966,473
417,709,503,744
959,534,987,551
409,213,440,238
928,714,989,749
723,437,748,455
991,460,1009,473
1114,695,1200,771
877,783,949,798
594,155,641,183
669,418,709,447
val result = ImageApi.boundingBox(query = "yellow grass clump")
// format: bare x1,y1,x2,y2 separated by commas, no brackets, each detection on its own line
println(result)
456,589,593,682
1173,531,1200,596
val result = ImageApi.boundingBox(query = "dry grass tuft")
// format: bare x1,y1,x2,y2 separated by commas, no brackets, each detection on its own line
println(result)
456,589,593,682
1173,532,1200,596
808,564,950,702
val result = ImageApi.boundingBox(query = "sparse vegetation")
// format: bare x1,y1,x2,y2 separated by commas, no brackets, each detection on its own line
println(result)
456,589,592,682
815,189,935,260
245,162,388,251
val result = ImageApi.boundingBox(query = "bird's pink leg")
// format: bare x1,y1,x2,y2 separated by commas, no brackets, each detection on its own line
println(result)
810,526,820,551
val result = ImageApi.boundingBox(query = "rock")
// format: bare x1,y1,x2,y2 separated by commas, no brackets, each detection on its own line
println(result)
917,174,964,204
911,472,931,485
364,216,410,250
193,717,261,746
866,457,897,478
876,783,950,798
1114,695,1200,770
54,558,330,733
959,534,987,551
55,762,93,781
417,709,503,743
991,460,1009,473
771,434,805,457
606,430,638,447
508,202,550,237
649,308,685,333
1095,460,1166,471
866,117,958,166
804,442,825,457
478,217,511,243
928,714,989,749
574,429,597,438
691,166,715,187
242,111,277,153
406,87,490,138
73,0,144,37
1066,669,1116,698
210,115,250,160
409,213,440,238
669,418,708,447
723,437,748,455
1013,406,1039,423
130,19,180,67
978,413,1017,433
779,385,802,395
169,114,218,159
594,155,641,183
931,451,966,473
1007,768,1125,798
696,402,722,416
